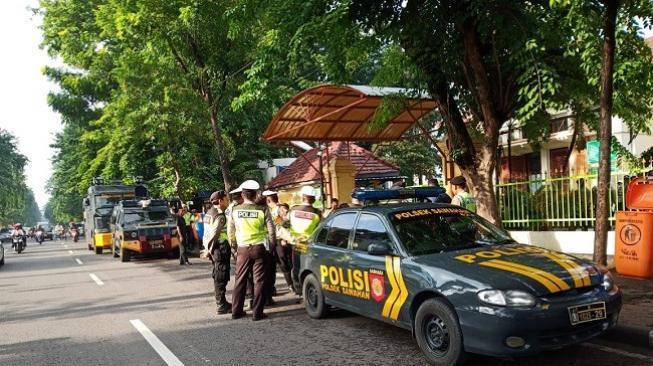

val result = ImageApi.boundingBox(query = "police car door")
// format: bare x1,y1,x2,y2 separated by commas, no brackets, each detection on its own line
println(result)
349,213,405,323
315,212,356,309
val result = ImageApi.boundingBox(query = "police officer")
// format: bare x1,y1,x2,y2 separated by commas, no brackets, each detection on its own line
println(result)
202,190,232,315
450,176,477,212
288,186,322,243
228,180,276,321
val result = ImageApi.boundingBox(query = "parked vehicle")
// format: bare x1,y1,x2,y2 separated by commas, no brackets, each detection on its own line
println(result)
83,177,144,254
0,228,11,244
295,189,622,366
111,199,179,262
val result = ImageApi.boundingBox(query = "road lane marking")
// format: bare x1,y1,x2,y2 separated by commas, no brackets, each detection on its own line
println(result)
68,250,74,254
75,258,83,265
89,273,104,286
582,343,653,362
130,319,184,366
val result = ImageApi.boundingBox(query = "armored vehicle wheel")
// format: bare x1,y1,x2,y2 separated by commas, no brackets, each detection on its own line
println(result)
95,246,103,255
302,273,326,319
414,298,466,366
120,246,131,262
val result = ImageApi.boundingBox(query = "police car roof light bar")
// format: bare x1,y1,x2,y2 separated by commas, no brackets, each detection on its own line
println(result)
351,187,446,201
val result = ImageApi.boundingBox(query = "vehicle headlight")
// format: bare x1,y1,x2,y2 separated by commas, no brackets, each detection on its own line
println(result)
602,271,615,292
130,232,138,239
477,289,536,307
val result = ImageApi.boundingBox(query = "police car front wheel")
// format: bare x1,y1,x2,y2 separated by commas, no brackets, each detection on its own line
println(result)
302,274,326,319
414,298,466,366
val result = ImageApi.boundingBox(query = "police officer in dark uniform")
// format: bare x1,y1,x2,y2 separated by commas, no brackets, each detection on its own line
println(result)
202,190,232,315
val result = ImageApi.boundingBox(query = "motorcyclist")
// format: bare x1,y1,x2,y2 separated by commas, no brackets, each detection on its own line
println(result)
54,224,65,240
35,224,45,244
69,221,79,242
11,223,27,249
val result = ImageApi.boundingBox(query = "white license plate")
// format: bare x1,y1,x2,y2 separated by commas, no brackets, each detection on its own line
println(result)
568,302,606,325
150,240,163,248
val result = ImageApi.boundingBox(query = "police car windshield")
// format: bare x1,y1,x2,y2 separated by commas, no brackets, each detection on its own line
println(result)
390,208,513,256
95,195,123,207
124,211,169,224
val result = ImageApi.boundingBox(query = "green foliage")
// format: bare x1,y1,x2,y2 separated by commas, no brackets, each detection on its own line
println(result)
0,129,35,226
374,135,441,184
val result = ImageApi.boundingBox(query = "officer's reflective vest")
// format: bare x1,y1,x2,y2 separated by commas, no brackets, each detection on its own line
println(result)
455,191,477,213
231,204,267,246
183,212,194,226
289,206,321,239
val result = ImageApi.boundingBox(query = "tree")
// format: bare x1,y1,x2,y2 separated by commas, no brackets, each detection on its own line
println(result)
552,0,653,264
0,129,28,225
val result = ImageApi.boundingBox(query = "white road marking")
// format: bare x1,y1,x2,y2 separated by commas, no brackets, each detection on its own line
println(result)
68,250,74,254
89,273,104,286
130,319,184,366
64,244,68,248
582,343,653,362
75,258,83,265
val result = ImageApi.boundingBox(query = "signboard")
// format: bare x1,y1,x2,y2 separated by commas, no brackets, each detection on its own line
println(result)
587,140,617,172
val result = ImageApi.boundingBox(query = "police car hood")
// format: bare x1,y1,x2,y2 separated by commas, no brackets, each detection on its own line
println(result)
412,244,603,297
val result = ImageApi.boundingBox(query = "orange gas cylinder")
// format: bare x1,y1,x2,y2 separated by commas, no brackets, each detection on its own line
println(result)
615,177,653,278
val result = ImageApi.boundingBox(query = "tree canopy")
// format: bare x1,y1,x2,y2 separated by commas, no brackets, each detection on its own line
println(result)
39,0,653,231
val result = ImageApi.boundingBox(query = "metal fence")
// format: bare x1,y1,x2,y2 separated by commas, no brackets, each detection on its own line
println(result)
496,167,652,230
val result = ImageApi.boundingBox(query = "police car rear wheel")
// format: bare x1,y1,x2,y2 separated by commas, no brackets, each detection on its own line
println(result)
302,274,326,319
415,299,465,366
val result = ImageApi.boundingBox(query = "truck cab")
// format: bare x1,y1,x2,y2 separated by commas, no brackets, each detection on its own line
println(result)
111,199,179,262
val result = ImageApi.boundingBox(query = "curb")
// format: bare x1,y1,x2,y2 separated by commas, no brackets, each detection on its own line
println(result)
601,324,653,348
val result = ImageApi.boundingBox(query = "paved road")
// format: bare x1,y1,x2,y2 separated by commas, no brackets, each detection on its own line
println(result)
1,239,652,366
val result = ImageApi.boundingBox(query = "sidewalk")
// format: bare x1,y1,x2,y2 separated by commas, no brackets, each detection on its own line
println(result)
613,273,653,329
603,273,653,348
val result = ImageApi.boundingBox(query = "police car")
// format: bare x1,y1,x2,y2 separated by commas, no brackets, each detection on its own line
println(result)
294,188,621,365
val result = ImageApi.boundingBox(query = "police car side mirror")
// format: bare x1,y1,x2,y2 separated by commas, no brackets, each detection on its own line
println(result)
368,243,391,256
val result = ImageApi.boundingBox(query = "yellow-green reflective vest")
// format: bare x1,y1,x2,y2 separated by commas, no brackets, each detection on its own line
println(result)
289,206,321,239
183,212,194,226
456,191,477,213
232,204,267,246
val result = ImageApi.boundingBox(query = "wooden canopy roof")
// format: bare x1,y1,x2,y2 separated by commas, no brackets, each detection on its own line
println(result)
262,84,438,141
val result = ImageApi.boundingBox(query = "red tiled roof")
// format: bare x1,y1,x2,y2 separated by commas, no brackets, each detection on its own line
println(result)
267,142,400,189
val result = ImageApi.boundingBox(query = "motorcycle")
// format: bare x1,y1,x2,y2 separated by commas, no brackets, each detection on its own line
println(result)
70,228,79,243
12,235,26,254
35,230,44,245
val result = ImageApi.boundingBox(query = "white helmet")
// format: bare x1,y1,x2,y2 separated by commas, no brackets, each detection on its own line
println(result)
300,186,317,197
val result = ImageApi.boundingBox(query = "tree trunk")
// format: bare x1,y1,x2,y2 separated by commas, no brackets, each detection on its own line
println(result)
594,0,619,266
164,120,186,201
203,88,235,192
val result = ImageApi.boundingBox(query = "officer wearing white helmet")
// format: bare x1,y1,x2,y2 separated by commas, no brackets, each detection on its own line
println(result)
227,180,276,320
288,186,322,246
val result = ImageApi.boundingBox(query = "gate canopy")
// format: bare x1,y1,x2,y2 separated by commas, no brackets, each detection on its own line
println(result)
262,84,437,141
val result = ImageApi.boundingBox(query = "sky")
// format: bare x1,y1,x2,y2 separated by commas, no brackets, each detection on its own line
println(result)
0,0,61,209
0,2,652,211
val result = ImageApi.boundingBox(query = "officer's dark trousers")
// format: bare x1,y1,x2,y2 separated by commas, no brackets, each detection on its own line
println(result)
232,244,266,317
275,244,293,288
212,242,231,307
179,236,189,264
